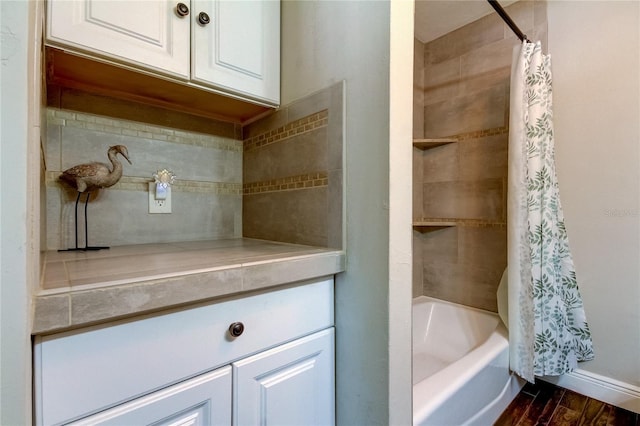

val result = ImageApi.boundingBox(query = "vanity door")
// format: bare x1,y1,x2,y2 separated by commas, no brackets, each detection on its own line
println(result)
233,328,335,426
68,367,232,426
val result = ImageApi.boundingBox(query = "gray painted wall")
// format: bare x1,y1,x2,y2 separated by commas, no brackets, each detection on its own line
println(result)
281,2,413,424
548,0,640,391
1,1,34,423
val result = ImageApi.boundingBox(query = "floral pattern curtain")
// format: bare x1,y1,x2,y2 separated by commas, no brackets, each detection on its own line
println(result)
507,41,594,382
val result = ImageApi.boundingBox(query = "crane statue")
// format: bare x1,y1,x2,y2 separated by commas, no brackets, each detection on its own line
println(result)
59,145,132,251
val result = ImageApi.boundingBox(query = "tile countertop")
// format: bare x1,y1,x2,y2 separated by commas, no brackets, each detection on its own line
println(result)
34,238,345,335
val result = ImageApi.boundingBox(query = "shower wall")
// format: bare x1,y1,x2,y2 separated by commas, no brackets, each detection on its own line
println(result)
413,1,548,311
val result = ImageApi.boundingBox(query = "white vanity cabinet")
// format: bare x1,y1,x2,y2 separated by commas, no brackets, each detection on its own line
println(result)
46,0,280,105
34,277,334,426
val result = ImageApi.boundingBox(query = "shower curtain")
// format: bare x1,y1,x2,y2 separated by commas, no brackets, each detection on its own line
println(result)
506,41,594,382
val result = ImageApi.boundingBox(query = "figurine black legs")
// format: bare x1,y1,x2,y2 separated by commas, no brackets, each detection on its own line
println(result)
59,191,109,252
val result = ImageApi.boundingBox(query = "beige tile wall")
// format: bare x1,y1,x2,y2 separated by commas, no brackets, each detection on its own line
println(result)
44,84,344,251
243,83,344,249
414,1,547,311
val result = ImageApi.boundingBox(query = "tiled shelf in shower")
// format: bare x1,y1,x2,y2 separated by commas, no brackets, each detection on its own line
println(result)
412,220,457,231
412,218,506,232
412,138,458,150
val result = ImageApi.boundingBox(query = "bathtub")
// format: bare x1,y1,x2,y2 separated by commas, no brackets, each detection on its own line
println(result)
413,296,524,426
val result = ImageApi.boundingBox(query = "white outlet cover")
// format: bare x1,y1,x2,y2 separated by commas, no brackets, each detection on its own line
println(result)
148,182,172,214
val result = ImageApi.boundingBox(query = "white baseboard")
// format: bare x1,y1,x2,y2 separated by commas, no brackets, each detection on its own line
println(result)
539,369,640,414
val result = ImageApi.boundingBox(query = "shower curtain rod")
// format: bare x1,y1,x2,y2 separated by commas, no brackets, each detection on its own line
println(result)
487,0,530,42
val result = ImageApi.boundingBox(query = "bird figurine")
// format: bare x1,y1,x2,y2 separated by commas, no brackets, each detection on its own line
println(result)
60,144,132,192
59,145,132,251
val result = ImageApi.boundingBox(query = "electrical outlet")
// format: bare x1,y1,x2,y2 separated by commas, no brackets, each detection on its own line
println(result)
148,182,172,214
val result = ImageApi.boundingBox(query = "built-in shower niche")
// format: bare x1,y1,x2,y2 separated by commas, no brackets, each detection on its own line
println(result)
412,137,458,231
411,136,507,312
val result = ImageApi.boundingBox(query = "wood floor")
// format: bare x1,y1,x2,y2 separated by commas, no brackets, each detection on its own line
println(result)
494,380,639,426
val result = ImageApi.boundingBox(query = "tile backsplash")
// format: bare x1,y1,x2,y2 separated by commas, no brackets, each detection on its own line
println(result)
242,82,344,249
45,108,242,250
44,83,344,251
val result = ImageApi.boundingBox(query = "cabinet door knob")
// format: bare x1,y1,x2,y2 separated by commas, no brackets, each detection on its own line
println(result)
198,11,211,25
175,3,189,17
228,322,244,337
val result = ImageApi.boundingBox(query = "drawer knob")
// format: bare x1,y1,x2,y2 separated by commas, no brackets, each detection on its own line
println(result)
198,11,211,25
175,3,189,17
228,322,244,337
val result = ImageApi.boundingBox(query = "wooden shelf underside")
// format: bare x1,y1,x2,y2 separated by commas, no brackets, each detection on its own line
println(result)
413,138,458,150
46,47,273,125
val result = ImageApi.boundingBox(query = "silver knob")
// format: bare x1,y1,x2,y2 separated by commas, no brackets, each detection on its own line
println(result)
228,322,244,338
176,3,189,17
198,11,210,25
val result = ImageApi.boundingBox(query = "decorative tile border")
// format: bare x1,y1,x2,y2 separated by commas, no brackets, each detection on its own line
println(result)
242,111,330,195
46,172,241,195
47,108,243,152
243,172,328,195
243,110,328,152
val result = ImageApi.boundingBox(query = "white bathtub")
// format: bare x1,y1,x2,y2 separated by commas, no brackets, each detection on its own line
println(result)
413,296,524,426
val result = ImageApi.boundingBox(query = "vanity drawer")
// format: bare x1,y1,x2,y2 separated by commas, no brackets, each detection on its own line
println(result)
34,277,334,425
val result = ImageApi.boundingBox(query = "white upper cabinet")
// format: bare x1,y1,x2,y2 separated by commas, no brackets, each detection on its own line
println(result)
191,0,280,104
46,0,280,105
46,0,191,79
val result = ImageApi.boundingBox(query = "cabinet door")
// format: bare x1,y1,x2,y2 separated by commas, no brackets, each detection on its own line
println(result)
69,367,232,426
46,0,190,78
191,0,280,104
233,328,335,426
